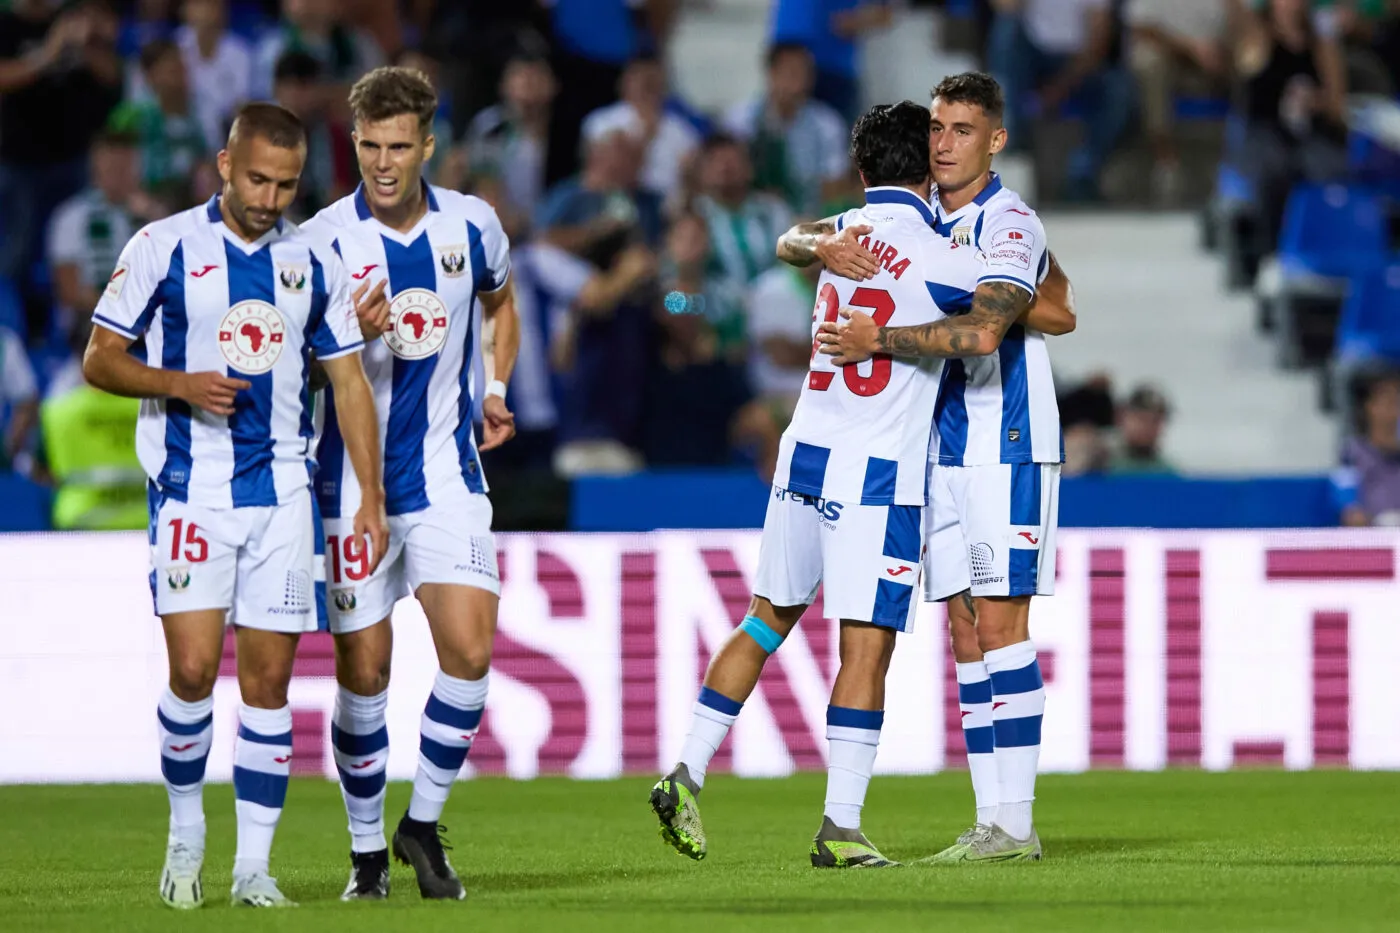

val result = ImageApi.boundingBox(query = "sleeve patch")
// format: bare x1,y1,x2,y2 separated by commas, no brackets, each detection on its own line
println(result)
987,227,1034,271
104,263,130,300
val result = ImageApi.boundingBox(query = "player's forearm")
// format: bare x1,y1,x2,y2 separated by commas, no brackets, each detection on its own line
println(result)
82,344,183,400
876,281,1030,359
776,219,837,267
485,295,521,387
1024,252,1076,336
327,365,385,504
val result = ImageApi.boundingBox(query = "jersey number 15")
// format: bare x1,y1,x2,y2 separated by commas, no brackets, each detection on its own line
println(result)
809,285,895,397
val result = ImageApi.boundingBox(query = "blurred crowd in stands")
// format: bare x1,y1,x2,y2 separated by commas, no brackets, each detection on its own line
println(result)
1,0,1399,530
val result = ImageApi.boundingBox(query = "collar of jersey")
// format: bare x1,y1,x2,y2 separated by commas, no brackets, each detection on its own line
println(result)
932,172,1003,234
354,180,440,226
863,186,936,225
203,195,286,253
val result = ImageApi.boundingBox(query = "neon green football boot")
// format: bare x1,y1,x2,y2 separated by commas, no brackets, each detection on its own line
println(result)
650,764,707,860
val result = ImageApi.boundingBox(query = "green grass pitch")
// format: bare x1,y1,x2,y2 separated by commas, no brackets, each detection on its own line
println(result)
2,771,1399,932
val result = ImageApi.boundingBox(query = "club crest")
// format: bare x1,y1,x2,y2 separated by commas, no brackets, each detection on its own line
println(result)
438,245,466,278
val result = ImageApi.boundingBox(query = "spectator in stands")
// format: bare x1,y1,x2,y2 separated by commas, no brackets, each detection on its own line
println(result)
768,0,894,125
582,54,701,202
461,50,557,239
1109,384,1176,474
694,133,793,289
1059,372,1116,474
1335,371,1400,526
173,0,253,153
724,43,850,217
641,212,779,476
114,39,207,208
0,324,39,473
746,259,820,427
505,239,658,473
0,0,123,316
537,128,665,262
1126,0,1230,205
252,0,385,103
1228,0,1349,254
272,50,353,220
543,0,673,189
47,129,160,342
987,0,1134,201
659,209,749,364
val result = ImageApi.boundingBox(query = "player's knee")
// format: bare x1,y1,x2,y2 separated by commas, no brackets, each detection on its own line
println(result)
446,644,492,681
168,655,218,701
975,616,1017,653
339,654,391,695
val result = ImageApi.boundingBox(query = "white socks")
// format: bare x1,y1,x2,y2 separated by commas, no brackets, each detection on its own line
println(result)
823,706,883,831
232,703,293,878
332,686,389,852
956,660,999,826
677,687,742,788
408,670,487,823
157,688,213,848
985,641,1045,841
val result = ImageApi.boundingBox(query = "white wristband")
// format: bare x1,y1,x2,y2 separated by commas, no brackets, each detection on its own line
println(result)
485,379,507,401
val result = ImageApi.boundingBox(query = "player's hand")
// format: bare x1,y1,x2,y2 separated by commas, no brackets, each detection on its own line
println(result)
174,371,252,416
479,395,516,451
816,308,880,365
815,224,879,281
352,279,390,340
352,492,389,577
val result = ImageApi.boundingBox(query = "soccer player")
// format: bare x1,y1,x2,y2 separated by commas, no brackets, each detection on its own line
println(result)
651,101,958,868
303,67,519,902
811,72,1072,862
82,102,389,908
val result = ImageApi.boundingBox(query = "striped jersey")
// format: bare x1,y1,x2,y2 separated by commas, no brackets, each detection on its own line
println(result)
91,196,363,508
305,184,511,518
772,187,954,507
929,174,1062,466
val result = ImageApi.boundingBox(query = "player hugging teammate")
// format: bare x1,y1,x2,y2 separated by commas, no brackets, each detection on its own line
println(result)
652,72,1075,866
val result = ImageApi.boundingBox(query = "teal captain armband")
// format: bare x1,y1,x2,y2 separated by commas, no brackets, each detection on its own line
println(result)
739,615,785,654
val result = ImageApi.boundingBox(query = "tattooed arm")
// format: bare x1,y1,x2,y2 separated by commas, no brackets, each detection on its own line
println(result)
817,281,1032,363
776,217,880,279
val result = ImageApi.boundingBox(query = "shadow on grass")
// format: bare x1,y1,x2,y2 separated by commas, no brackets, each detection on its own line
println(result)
539,897,1203,916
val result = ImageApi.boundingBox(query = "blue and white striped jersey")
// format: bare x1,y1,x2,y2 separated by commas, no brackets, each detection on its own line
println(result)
929,174,1062,467
772,187,953,507
92,196,363,508
305,184,511,518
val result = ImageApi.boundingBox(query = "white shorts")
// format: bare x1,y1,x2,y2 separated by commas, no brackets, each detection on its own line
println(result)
752,486,923,633
923,462,1060,601
147,483,318,633
324,483,499,635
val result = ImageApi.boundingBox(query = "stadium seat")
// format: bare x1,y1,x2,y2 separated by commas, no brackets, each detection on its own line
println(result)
1267,183,1393,368
1327,263,1400,412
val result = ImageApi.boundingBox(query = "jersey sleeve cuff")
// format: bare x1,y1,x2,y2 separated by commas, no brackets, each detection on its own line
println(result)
479,262,512,295
92,314,140,340
978,275,1036,298
316,340,365,361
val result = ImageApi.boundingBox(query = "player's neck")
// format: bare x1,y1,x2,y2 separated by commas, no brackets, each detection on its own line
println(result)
938,169,994,215
370,182,429,233
218,194,267,244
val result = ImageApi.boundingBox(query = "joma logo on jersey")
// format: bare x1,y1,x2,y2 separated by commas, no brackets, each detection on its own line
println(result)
384,288,449,359
277,263,307,292
437,245,467,278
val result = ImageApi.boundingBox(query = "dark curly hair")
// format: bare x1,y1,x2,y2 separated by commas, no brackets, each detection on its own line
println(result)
849,101,931,189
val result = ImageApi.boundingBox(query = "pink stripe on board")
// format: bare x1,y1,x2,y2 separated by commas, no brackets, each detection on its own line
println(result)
1089,549,1125,766
1312,611,1350,766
